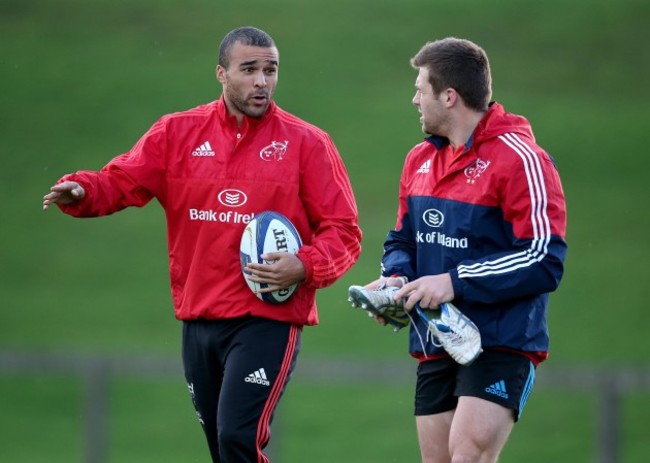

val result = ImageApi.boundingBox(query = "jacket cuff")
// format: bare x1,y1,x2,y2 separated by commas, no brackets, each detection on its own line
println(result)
449,268,464,300
56,175,89,216
296,248,314,287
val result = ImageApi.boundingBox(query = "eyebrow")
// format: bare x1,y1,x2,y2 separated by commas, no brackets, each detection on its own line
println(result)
240,59,279,67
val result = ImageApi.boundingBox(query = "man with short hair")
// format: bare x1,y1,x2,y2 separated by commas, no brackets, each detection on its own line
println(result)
43,26,361,462
360,37,567,462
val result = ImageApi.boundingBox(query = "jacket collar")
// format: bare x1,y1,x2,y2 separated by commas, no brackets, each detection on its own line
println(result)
424,101,502,153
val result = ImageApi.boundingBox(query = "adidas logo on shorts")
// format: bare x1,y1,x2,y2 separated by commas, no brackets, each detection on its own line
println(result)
245,368,270,386
485,379,509,399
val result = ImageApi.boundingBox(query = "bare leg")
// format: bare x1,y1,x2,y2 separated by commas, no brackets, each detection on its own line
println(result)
448,396,514,463
416,410,454,463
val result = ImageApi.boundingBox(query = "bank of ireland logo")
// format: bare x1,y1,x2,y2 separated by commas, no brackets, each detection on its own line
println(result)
464,158,491,184
218,189,248,208
422,209,444,228
260,140,289,161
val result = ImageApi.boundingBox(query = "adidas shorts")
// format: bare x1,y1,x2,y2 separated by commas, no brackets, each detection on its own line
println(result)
414,350,536,421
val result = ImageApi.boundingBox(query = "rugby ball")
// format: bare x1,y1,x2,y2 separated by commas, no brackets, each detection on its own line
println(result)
239,211,303,304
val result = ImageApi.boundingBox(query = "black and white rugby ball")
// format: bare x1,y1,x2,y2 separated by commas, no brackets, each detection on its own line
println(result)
239,211,303,304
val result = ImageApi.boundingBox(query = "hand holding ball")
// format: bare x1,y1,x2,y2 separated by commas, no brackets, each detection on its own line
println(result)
239,211,303,304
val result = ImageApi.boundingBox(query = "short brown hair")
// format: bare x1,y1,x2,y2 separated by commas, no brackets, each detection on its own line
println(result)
411,38,492,111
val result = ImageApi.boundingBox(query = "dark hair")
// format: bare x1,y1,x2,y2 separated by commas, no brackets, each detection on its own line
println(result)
218,26,276,69
411,38,492,111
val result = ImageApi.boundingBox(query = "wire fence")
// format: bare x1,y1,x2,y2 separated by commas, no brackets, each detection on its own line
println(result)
1,350,649,463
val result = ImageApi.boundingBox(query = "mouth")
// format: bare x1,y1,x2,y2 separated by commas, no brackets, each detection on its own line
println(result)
250,93,269,106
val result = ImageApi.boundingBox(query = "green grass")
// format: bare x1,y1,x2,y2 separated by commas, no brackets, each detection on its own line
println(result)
1,0,649,460
109,378,207,463
278,382,421,463
0,377,82,462
2,375,647,463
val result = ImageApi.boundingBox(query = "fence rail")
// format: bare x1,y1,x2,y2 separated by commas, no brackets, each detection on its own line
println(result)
1,350,649,463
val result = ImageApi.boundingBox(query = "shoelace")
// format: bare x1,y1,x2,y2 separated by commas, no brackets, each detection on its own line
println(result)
410,306,442,354
378,288,402,309
403,305,430,353
430,323,465,347
417,308,467,351
426,326,443,348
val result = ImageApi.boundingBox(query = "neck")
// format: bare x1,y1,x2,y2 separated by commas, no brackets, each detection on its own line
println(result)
448,110,485,149
223,99,245,127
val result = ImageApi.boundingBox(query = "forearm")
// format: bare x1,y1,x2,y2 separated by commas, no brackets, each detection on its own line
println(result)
298,218,361,288
57,168,152,217
450,237,567,303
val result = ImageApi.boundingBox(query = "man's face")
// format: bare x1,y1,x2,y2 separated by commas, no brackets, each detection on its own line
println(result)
217,42,279,121
412,67,447,136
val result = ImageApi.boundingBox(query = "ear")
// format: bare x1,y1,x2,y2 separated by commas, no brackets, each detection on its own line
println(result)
444,88,458,108
216,65,226,85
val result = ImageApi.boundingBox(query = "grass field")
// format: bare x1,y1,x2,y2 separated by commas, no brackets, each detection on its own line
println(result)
1,0,649,461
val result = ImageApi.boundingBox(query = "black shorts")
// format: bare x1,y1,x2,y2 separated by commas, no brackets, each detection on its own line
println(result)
414,350,536,421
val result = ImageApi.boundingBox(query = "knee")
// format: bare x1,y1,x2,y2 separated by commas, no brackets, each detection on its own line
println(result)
449,449,479,463
450,451,480,463
218,425,257,453
448,436,493,463
219,427,249,446
449,442,500,463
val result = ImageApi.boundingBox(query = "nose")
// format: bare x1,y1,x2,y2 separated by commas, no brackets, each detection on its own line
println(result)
412,91,420,106
254,71,267,88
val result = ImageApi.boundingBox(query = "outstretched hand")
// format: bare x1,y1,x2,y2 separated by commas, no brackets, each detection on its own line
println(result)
42,181,85,210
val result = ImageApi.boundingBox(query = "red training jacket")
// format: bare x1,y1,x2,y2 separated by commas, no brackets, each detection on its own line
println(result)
58,97,362,326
